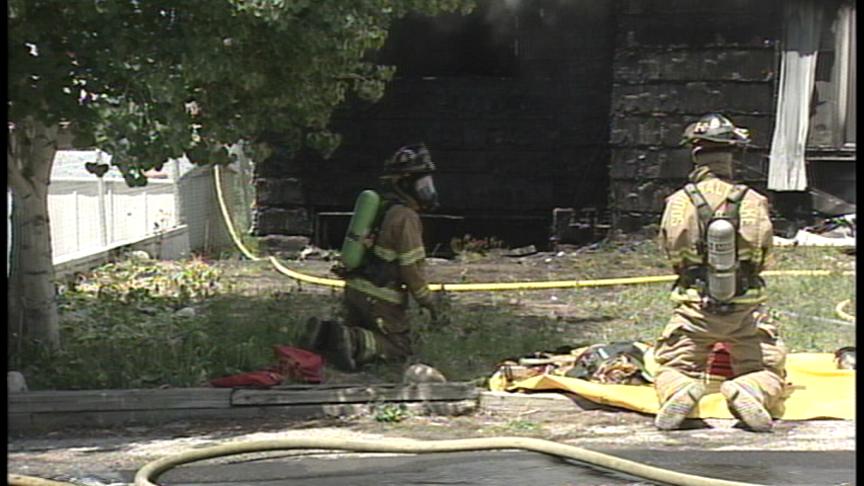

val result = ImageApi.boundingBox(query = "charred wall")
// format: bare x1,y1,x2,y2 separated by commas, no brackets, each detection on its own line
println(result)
254,0,617,254
608,0,782,232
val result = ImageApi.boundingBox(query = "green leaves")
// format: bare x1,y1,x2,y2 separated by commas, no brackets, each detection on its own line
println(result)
9,0,476,185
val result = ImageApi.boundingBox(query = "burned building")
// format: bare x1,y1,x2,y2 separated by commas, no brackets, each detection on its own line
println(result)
253,0,856,255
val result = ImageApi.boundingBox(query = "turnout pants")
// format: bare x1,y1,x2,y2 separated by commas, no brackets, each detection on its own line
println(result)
343,286,413,365
653,302,787,416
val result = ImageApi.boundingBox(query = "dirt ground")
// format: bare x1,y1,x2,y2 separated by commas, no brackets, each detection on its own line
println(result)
7,403,855,482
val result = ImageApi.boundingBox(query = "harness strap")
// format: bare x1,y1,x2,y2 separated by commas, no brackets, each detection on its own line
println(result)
683,183,714,233
719,184,749,222
678,182,755,299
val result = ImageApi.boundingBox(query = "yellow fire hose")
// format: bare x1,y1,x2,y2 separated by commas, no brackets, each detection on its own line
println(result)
8,476,74,486
131,436,765,486
10,436,768,486
835,299,855,323
214,165,855,293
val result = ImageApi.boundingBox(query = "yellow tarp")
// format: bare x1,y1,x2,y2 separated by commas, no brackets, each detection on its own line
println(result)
490,353,855,420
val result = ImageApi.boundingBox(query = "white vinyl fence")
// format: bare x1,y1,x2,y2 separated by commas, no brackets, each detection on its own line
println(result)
7,148,253,271
41,151,186,264
48,177,178,262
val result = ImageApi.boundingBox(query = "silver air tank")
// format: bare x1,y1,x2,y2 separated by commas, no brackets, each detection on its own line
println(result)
706,218,737,302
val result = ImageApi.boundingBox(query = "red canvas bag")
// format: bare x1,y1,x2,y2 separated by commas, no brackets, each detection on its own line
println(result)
209,369,283,388
274,345,325,384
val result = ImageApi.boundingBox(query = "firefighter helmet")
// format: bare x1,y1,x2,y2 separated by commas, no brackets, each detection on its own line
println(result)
382,143,436,177
380,143,439,211
681,113,751,147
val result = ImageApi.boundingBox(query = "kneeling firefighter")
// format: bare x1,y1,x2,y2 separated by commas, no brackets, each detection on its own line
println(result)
302,143,444,373
653,113,787,432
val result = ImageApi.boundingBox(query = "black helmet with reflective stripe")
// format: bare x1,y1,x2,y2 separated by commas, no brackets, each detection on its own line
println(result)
681,113,751,146
382,143,436,177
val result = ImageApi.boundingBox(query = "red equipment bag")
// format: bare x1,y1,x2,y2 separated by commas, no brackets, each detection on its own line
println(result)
274,345,325,384
209,370,283,388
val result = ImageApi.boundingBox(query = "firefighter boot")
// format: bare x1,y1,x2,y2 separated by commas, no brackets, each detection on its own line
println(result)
327,322,358,372
298,317,332,353
721,379,773,432
655,382,706,430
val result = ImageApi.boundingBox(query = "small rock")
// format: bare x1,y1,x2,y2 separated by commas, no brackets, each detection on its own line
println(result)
299,247,321,260
506,245,537,257
128,250,151,261
8,371,28,393
403,363,447,384
174,307,196,318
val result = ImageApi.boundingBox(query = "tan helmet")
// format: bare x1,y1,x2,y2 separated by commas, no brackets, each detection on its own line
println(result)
681,113,751,147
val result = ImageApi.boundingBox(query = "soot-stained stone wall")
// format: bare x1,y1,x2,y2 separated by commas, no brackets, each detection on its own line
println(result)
254,0,617,251
608,0,782,232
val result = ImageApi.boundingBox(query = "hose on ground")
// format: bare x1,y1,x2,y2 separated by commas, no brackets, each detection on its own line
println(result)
133,436,766,486
7,475,78,486
213,166,854,293
835,299,855,323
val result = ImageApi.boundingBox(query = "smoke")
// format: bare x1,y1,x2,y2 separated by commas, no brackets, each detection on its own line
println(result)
482,0,522,43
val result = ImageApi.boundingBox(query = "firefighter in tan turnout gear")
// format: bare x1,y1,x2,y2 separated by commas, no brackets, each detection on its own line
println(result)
654,113,787,432
302,144,442,373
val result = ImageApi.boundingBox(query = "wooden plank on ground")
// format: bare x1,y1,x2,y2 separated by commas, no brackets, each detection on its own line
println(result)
9,400,478,434
231,383,479,406
8,388,233,413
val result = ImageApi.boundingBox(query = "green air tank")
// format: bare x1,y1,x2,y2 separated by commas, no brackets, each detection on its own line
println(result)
340,190,381,271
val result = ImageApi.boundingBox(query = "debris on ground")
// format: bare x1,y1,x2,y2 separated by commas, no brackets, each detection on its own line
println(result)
505,245,538,257
774,214,856,247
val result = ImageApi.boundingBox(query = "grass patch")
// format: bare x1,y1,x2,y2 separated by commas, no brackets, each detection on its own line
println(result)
11,242,856,390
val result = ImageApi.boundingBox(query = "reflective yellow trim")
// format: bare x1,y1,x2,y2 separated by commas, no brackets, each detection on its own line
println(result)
346,277,404,304
398,246,426,266
356,328,379,362
373,245,397,262
670,287,767,304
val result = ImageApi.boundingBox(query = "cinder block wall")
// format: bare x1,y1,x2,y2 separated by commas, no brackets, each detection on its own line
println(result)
254,0,618,252
608,0,781,231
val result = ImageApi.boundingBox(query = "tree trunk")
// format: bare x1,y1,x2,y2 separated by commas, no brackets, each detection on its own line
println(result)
8,118,61,350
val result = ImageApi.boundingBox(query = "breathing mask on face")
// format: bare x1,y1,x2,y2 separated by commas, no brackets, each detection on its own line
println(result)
413,174,439,212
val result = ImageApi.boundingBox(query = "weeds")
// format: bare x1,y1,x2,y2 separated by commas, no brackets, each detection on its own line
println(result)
374,403,412,423
12,243,856,390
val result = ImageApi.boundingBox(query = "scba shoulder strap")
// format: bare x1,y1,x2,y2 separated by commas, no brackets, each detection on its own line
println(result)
683,183,749,235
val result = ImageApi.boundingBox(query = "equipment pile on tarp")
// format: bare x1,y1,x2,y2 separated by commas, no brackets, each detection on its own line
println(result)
489,342,855,421
774,214,856,247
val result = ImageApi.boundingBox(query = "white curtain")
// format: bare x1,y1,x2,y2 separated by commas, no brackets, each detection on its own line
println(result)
834,4,855,145
768,0,823,191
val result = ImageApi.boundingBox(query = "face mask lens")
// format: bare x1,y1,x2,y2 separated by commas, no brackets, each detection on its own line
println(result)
414,175,434,195
414,175,439,209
